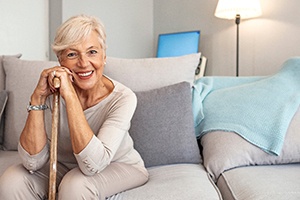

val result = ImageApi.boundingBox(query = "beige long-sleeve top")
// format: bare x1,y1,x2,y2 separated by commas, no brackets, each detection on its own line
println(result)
18,79,147,177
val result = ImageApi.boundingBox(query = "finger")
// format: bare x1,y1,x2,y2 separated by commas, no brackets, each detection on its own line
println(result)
59,67,74,83
69,75,74,83
48,71,57,91
61,67,73,75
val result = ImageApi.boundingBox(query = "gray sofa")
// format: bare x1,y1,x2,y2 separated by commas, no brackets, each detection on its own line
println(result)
0,53,300,200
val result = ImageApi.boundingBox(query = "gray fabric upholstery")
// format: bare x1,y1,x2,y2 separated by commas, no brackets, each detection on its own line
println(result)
0,91,8,146
0,54,22,145
121,164,222,200
201,106,300,181
0,56,5,91
0,54,22,91
129,82,201,167
2,57,58,150
217,164,300,200
104,53,200,91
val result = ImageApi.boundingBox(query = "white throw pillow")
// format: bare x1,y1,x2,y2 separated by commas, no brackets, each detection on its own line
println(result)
104,53,201,91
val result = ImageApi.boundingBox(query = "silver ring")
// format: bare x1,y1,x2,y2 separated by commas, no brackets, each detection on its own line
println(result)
53,70,56,77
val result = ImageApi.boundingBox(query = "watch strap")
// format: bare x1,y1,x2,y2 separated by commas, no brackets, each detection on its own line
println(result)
27,103,49,112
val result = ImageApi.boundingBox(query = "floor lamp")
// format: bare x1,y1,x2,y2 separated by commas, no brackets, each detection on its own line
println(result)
214,0,262,76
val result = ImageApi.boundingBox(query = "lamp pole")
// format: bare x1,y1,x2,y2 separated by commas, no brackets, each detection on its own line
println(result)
235,14,240,77
214,0,262,76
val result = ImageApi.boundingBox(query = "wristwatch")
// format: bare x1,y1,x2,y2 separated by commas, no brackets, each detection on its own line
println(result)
27,102,49,112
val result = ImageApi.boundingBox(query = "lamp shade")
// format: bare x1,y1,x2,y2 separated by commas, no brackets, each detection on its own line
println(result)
215,0,262,20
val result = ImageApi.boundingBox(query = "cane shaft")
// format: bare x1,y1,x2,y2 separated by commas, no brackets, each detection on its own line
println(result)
48,77,60,200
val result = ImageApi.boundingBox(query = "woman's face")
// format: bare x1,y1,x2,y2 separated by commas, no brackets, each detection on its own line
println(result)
59,30,106,91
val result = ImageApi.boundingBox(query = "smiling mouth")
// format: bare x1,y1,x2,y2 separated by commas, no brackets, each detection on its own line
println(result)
77,71,94,77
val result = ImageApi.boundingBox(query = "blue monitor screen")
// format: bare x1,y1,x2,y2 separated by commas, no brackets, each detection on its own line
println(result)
156,30,200,58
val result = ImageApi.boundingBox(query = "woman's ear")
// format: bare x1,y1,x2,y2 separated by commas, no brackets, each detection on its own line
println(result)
103,55,106,65
57,54,62,63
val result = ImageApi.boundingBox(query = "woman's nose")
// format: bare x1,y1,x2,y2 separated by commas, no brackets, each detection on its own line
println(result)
77,54,89,67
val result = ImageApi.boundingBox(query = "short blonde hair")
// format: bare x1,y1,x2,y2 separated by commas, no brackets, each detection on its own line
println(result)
52,14,107,57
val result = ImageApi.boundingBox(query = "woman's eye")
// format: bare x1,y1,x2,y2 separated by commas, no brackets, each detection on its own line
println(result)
67,52,77,59
89,50,98,55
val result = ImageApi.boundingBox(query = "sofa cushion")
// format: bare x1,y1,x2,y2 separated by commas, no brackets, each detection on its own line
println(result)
201,107,300,181
129,82,201,167
217,164,300,200
0,54,22,91
0,91,8,147
3,57,58,150
120,164,221,200
104,53,201,91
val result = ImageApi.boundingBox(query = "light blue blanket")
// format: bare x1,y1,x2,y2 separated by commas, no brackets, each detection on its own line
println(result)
192,57,300,155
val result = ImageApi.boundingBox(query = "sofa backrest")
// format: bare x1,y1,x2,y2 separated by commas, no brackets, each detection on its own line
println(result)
0,53,202,166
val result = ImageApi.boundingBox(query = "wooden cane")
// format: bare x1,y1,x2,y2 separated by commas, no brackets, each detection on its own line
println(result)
48,77,60,200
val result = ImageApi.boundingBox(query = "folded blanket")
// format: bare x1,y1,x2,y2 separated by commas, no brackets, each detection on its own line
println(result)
192,57,300,155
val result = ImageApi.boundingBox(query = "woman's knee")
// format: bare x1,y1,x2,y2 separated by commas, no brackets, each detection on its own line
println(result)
0,164,47,199
58,168,101,199
0,165,28,193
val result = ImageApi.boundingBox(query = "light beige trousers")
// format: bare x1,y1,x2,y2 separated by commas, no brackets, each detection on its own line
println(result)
0,162,148,200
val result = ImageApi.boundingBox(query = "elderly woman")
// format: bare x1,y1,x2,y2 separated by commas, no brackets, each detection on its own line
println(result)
0,14,148,199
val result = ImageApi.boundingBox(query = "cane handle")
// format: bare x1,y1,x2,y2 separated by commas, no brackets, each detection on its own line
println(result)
53,77,61,89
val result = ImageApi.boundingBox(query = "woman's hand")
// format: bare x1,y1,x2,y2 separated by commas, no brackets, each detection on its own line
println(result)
31,66,74,104
47,67,74,98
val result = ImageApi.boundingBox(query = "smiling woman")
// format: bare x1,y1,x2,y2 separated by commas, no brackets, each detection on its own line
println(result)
0,14,149,200
58,31,107,93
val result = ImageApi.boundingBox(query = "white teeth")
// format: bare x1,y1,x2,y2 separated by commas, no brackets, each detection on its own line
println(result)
78,71,93,77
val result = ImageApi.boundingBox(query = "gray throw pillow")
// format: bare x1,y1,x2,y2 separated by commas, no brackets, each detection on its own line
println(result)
129,82,201,168
0,90,8,146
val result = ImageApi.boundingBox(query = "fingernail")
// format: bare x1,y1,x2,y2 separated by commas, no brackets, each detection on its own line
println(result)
70,75,74,82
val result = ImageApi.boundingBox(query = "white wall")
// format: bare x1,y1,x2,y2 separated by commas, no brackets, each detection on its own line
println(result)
1,0,300,76
154,0,300,76
1,0,153,61
62,0,154,59
0,0,49,60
